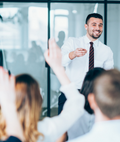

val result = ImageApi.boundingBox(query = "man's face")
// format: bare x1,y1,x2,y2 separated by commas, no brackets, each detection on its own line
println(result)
85,17,103,40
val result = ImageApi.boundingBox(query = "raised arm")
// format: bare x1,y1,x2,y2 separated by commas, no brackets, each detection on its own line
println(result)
0,68,24,142
44,38,70,86
37,39,85,142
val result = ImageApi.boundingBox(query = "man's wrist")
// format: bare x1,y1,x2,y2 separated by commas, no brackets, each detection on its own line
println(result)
69,51,76,60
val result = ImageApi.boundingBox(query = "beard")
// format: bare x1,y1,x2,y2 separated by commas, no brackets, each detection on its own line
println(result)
88,30,102,39
91,33,101,39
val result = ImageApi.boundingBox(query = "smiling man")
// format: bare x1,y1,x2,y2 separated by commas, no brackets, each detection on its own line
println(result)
58,13,113,139
59,13,114,114
58,13,114,140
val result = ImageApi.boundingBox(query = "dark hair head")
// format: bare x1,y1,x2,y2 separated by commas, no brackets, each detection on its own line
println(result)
86,13,103,24
93,69,120,119
58,31,65,40
80,67,105,114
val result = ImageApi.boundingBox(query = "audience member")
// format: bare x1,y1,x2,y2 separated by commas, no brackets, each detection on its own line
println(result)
0,39,85,142
57,67,105,141
68,67,105,140
69,69,120,142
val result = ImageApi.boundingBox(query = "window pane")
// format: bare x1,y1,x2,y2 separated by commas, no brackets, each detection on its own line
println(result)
0,2,48,119
50,3,104,116
107,4,120,69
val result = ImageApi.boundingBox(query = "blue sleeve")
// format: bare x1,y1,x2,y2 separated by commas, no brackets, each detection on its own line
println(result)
0,136,21,142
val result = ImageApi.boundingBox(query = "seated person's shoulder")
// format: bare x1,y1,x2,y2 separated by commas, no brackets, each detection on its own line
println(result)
69,132,94,142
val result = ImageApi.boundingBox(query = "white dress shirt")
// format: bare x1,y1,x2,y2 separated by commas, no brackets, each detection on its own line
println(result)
37,83,85,142
61,35,114,89
68,120,120,142
68,110,95,140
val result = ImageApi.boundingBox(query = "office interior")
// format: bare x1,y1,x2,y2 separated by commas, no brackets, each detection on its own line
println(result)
0,0,119,118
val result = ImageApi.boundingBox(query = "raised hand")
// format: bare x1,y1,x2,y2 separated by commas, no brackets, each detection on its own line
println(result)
0,67,24,141
44,38,70,86
0,67,15,110
44,38,62,72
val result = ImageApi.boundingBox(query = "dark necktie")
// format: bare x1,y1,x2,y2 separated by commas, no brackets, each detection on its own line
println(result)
89,42,94,70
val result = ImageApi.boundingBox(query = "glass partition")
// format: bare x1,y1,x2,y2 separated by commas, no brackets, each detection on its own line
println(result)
2,0,120,118
0,2,48,119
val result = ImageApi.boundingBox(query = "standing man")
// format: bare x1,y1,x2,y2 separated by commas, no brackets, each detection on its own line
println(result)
58,13,114,114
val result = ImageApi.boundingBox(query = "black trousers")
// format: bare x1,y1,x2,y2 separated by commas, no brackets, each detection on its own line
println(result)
58,92,67,114
58,89,80,115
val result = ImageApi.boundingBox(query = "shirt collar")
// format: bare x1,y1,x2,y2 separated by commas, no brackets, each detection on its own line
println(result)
84,35,99,47
91,119,120,132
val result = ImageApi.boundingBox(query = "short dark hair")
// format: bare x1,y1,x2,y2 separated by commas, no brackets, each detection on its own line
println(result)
86,13,103,24
80,67,105,114
93,69,120,119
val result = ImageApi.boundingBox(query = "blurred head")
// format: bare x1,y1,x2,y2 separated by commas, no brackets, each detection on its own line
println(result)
15,74,43,142
58,31,65,41
84,13,103,40
0,74,43,142
80,67,105,114
89,69,120,119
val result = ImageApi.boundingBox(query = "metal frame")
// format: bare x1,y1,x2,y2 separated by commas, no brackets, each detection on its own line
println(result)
0,0,120,117
0,0,120,3
47,0,51,117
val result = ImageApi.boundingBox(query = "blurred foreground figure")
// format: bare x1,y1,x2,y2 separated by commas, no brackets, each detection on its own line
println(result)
69,69,120,142
57,67,105,142
67,67,105,140
0,39,85,142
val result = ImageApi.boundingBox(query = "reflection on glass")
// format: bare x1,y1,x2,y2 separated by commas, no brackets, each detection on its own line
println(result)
0,2,48,118
57,31,65,48
50,3,104,116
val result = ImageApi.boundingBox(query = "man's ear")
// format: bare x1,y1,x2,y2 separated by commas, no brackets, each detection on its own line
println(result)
88,93,98,111
84,24,88,30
